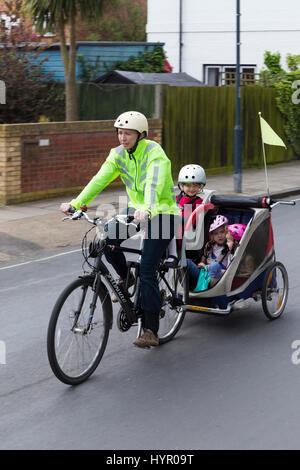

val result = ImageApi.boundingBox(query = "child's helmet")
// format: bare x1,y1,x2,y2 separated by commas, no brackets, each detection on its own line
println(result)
178,164,206,189
227,223,247,241
209,215,228,232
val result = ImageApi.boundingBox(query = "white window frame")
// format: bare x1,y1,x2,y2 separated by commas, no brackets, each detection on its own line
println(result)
204,64,257,86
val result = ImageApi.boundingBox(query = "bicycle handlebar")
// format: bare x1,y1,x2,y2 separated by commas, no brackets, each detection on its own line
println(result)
62,207,140,228
270,199,296,208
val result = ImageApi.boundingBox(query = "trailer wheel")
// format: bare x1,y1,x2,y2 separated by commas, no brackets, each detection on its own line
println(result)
261,261,289,320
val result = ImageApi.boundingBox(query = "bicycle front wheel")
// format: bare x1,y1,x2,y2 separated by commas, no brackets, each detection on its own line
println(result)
157,267,186,344
47,277,110,385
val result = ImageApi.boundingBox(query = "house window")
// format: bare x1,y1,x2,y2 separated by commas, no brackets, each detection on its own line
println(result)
204,65,256,86
241,67,256,85
224,67,236,85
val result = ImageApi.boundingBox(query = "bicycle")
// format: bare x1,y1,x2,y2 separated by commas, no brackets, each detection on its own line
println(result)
47,207,186,385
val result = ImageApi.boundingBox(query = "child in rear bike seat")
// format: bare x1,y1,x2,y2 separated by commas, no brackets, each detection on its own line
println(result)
164,164,206,267
187,215,231,290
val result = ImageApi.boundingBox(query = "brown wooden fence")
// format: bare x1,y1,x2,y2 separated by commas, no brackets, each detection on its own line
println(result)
163,86,294,177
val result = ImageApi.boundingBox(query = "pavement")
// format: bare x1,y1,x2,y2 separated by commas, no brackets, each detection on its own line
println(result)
0,160,299,264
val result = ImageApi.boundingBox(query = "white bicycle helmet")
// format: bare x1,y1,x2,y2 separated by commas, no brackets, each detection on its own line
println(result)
114,111,148,136
178,164,206,190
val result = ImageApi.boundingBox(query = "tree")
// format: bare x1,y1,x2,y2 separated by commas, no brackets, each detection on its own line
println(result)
0,0,39,44
260,51,300,156
0,0,59,123
263,51,285,75
24,0,103,121
113,45,167,73
83,0,146,42
286,54,300,72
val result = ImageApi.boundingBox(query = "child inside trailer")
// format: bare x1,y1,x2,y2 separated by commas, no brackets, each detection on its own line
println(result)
181,188,294,316
185,213,248,290
195,208,271,310
187,215,230,290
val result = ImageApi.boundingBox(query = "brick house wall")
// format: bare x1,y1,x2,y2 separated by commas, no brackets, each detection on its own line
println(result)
0,119,162,204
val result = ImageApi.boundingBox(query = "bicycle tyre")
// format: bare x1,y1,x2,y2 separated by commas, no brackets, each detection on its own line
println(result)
261,261,289,320
47,277,110,385
157,267,186,344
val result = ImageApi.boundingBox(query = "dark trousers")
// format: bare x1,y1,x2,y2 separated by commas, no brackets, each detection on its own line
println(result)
105,209,177,335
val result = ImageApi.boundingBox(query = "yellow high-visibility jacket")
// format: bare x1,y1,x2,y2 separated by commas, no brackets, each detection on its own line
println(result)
70,139,178,218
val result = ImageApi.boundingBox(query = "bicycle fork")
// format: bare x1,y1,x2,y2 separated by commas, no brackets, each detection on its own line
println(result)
71,275,100,335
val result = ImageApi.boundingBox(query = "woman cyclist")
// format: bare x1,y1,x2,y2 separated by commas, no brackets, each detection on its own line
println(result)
60,111,179,349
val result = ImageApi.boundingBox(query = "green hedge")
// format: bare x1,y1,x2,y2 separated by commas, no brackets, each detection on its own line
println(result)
163,86,294,176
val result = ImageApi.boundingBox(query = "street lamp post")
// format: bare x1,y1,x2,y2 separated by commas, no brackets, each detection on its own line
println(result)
179,0,183,72
234,0,242,193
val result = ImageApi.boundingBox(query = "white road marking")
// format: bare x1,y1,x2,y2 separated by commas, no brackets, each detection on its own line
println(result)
0,248,82,271
0,270,79,294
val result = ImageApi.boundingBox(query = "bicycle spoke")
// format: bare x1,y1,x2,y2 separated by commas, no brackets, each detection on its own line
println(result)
157,268,185,343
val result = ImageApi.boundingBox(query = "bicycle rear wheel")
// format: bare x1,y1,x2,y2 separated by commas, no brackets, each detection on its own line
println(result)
157,267,186,344
47,277,110,385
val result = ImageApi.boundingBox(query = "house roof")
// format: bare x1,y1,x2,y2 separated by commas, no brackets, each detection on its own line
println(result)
44,41,165,50
94,71,204,86
0,41,165,51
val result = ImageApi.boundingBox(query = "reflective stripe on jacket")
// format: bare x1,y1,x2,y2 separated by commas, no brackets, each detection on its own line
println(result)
70,138,178,218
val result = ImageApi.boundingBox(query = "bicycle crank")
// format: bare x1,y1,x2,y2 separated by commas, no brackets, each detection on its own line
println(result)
117,308,133,332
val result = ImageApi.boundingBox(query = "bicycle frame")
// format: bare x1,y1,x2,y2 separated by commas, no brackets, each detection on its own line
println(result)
87,241,180,332
93,245,141,325
63,208,182,331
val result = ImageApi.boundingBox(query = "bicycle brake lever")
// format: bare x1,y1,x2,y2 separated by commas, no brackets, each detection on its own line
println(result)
62,209,83,221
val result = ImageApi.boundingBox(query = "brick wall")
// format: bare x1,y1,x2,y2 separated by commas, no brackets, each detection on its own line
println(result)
0,119,162,204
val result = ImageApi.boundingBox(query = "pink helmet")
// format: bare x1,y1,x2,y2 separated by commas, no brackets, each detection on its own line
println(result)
209,215,228,233
227,223,247,241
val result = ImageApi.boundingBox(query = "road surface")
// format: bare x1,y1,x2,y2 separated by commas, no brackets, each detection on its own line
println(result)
1,200,300,450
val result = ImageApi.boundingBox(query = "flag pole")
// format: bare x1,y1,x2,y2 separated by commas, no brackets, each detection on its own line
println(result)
258,112,270,198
